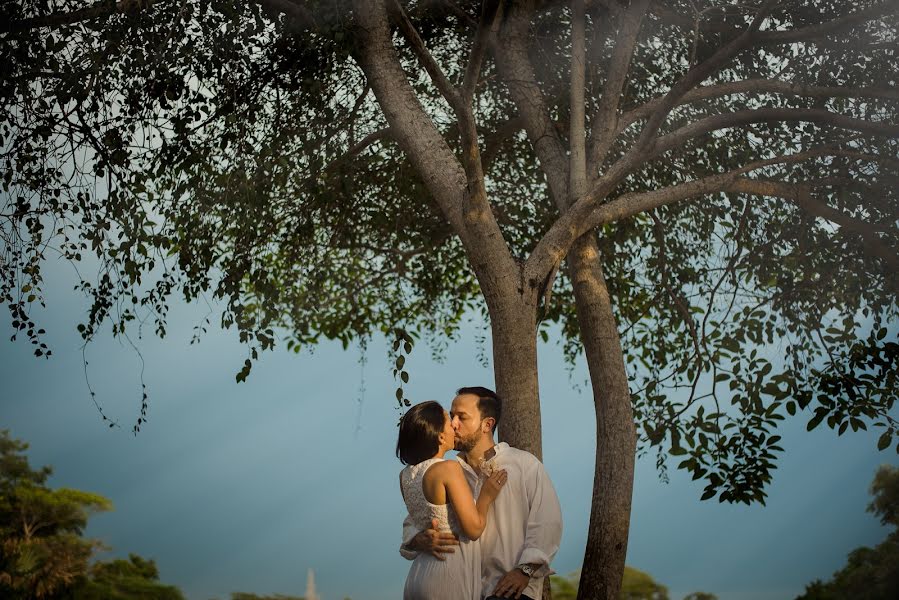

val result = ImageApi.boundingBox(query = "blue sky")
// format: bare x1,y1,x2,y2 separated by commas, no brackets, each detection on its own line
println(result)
0,256,894,600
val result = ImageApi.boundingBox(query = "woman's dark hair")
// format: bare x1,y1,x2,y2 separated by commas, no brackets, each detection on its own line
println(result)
396,401,447,465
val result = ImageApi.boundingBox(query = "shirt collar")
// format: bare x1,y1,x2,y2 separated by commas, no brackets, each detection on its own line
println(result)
457,441,510,472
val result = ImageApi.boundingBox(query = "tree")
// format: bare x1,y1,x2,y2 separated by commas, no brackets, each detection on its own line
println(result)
0,430,112,599
552,567,693,600
69,554,186,600
619,567,669,600
2,1,897,598
795,464,899,600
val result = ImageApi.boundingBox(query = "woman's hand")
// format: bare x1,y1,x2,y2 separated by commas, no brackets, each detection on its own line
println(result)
480,469,508,503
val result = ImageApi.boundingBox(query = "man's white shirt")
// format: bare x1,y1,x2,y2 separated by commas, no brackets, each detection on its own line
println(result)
401,442,563,600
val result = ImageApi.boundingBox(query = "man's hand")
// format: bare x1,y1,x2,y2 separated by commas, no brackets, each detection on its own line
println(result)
406,518,459,561
491,567,530,598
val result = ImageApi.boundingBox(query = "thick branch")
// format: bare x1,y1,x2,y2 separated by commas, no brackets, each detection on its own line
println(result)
494,1,570,204
727,178,899,270
461,1,503,104
586,0,650,175
653,108,899,159
757,2,899,45
632,0,777,150
1,0,159,33
388,0,463,113
527,143,897,279
620,80,899,135
571,0,588,201
352,0,518,294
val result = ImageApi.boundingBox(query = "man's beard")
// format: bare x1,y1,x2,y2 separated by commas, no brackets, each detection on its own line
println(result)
455,430,479,453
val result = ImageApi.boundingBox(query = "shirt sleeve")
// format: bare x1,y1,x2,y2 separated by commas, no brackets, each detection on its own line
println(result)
516,458,563,577
400,512,420,560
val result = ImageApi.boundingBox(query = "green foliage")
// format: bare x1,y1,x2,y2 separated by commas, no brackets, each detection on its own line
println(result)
0,430,112,599
551,567,680,600
70,554,185,600
683,594,718,600
795,464,899,600
550,570,579,600
0,431,183,599
620,566,669,600
868,464,899,528
0,1,896,505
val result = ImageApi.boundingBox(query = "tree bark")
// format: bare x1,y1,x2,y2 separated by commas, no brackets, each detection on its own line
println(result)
487,289,543,460
568,236,636,600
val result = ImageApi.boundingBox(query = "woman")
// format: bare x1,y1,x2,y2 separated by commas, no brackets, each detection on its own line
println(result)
397,400,507,600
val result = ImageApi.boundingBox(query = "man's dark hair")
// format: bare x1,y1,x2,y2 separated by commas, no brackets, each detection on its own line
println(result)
456,386,502,432
396,400,446,465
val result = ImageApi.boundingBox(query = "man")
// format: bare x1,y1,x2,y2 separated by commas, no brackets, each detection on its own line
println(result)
401,386,563,600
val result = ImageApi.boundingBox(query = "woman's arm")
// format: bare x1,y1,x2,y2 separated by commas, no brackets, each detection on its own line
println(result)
443,462,507,540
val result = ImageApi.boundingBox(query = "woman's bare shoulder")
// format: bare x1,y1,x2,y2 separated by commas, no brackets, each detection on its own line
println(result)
426,459,462,478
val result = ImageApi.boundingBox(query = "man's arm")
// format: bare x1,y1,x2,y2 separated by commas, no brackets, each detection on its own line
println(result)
517,459,563,576
400,516,461,561
492,458,564,598
400,512,421,560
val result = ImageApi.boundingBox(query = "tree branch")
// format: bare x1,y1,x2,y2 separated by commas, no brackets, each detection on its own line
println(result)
461,1,503,105
652,108,899,159
757,2,899,45
1,0,160,34
494,1,570,204
388,0,463,113
632,0,778,151
726,178,899,270
527,143,897,278
620,80,899,136
352,0,518,294
322,127,394,173
586,0,650,175
571,0,588,202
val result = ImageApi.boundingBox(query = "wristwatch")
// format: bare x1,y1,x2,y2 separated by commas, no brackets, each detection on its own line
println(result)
516,564,535,578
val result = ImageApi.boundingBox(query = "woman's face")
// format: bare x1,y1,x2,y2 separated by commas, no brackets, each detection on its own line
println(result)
441,410,455,451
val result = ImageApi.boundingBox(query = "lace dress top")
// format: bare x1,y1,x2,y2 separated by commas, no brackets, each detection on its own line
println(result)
400,457,456,534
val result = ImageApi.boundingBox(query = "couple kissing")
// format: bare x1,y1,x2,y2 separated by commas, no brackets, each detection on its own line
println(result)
397,386,563,600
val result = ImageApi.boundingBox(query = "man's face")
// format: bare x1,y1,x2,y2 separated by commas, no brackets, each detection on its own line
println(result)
450,393,485,453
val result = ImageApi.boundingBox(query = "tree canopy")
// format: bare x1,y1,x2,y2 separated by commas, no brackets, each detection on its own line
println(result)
0,429,112,599
551,566,719,600
2,0,896,495
70,554,186,600
0,430,186,600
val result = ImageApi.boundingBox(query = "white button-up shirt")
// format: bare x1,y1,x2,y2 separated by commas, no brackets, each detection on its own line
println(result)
401,442,563,600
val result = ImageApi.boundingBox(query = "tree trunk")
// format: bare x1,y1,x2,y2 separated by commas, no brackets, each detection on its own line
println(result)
568,235,636,600
486,290,543,460
485,288,553,600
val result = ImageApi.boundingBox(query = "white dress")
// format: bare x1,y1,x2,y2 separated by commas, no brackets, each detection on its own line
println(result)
401,457,482,600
